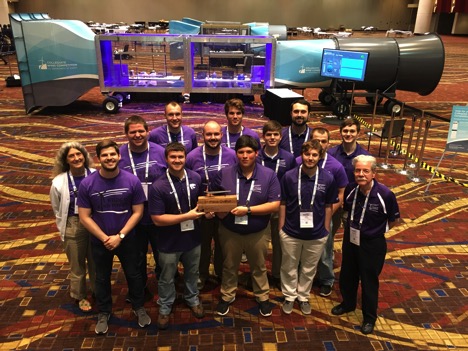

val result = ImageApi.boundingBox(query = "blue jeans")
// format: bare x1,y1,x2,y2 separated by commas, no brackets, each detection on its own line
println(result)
157,245,201,315
91,234,144,313
318,209,342,286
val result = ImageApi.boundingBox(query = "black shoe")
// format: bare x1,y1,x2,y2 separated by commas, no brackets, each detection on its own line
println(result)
361,322,375,335
258,300,273,317
331,304,354,316
319,285,332,297
216,298,235,316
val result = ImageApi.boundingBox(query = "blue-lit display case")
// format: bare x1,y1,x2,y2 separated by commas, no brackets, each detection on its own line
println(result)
95,33,276,96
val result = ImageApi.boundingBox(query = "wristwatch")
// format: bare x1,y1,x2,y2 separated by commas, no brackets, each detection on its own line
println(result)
118,232,126,239
247,206,252,215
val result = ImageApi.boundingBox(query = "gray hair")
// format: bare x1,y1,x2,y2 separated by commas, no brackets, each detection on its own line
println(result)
352,154,377,171
52,141,94,177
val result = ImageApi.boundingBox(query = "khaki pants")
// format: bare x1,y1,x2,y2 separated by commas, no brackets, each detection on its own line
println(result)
218,222,270,302
64,216,95,300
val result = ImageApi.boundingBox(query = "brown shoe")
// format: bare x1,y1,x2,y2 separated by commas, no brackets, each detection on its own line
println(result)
157,313,169,330
190,304,205,319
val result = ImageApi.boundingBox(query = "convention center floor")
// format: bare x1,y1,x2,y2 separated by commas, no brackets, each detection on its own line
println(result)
0,33,467,350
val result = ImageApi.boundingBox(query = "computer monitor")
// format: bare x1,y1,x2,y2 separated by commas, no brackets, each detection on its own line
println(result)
320,48,369,82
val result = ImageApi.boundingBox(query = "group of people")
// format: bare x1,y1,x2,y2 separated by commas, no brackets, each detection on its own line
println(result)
50,98,400,336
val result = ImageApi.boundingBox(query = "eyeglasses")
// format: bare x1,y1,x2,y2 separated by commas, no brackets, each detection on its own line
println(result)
354,169,372,174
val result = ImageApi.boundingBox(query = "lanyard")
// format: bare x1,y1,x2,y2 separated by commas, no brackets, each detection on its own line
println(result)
226,126,243,149
166,169,190,214
297,165,319,210
350,181,373,227
202,145,222,183
261,153,280,174
236,172,255,206
68,168,88,193
167,126,184,145
289,126,310,154
127,143,150,181
321,152,328,169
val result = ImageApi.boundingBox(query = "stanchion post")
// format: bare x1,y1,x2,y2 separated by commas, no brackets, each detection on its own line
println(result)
401,114,418,172
367,90,380,151
412,117,431,182
383,112,396,168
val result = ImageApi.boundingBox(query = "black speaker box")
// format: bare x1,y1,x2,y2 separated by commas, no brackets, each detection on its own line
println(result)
262,88,303,125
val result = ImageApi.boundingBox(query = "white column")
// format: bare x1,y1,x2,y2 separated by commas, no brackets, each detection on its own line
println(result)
414,0,436,34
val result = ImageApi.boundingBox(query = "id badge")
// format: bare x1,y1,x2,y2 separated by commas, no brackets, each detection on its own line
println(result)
142,182,149,200
180,220,195,232
74,197,78,215
235,215,248,225
350,226,360,246
300,211,314,228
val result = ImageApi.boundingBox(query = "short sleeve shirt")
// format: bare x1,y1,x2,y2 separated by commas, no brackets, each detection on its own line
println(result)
327,142,370,182
77,170,146,244
281,166,338,240
279,126,313,158
148,169,202,253
149,125,198,152
221,126,261,150
257,148,297,181
211,164,281,234
343,180,400,238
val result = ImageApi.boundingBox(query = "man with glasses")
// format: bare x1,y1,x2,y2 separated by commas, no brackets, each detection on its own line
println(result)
331,155,400,335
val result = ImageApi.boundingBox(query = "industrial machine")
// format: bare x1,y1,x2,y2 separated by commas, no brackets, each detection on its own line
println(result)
10,14,444,116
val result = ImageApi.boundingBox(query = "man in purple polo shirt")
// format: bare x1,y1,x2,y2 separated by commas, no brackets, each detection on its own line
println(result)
186,120,237,290
221,98,261,149
257,120,296,289
77,140,151,335
149,101,198,152
212,135,281,317
331,155,400,335
279,140,338,315
279,99,313,157
149,142,206,330
327,117,371,183
119,115,167,298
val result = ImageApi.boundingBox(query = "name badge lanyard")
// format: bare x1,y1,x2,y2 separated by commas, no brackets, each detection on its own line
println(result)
69,168,88,214
167,126,184,145
128,143,150,181
261,156,280,174
166,169,191,214
350,181,373,228
289,126,310,154
321,153,328,169
226,126,243,149
202,145,223,185
297,165,319,210
236,173,255,207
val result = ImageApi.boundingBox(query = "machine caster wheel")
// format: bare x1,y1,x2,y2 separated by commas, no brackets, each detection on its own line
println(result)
386,101,401,115
332,99,350,117
318,91,335,106
103,96,121,114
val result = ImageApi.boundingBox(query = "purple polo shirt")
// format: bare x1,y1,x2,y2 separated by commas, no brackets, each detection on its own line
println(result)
119,141,167,225
220,126,261,149
343,180,400,238
211,163,281,234
327,142,371,182
257,147,296,181
148,169,202,253
296,153,348,188
77,170,146,244
185,145,238,191
149,125,198,152
279,126,313,158
281,166,338,240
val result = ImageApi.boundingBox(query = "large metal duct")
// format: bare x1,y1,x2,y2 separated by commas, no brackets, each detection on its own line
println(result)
335,33,445,95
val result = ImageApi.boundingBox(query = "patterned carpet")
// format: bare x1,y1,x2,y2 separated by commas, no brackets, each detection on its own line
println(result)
0,33,467,351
